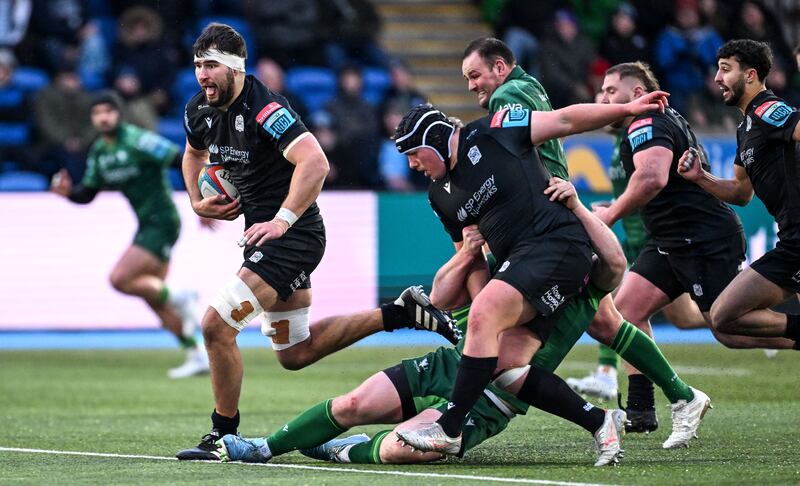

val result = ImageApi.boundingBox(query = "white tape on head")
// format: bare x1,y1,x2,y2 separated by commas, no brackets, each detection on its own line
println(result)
210,276,264,331
194,48,245,72
262,307,311,351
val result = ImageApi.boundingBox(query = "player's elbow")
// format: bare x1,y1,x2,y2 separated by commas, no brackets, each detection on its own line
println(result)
606,251,628,288
732,190,753,206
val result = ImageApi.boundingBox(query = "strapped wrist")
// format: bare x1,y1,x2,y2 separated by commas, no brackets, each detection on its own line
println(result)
276,207,299,227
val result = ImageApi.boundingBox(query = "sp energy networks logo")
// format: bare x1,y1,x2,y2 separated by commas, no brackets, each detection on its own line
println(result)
457,175,497,222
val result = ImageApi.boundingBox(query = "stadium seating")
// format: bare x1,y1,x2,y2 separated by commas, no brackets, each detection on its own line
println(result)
285,66,337,111
0,170,48,191
158,117,186,147
362,67,391,105
0,123,31,147
11,67,49,93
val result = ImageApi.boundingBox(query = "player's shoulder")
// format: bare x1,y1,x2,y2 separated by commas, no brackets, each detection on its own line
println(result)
750,93,797,128
487,106,531,130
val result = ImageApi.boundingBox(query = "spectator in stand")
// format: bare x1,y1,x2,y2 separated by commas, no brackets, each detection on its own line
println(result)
25,0,108,82
0,48,37,173
379,58,427,118
321,0,387,70
599,3,650,67
111,6,178,125
324,64,381,189
255,57,309,123
653,0,722,116
730,1,795,103
307,111,345,190
697,0,736,40
0,0,32,51
246,0,326,67
377,102,428,192
109,0,196,51
629,0,672,44
33,63,94,181
569,0,622,45
493,0,560,78
539,9,595,108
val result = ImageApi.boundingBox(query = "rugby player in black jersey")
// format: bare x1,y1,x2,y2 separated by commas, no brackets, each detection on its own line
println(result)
390,88,668,455
175,23,459,461
678,39,800,350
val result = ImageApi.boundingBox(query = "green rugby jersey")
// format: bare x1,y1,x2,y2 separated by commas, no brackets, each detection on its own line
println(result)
488,66,568,180
82,123,180,228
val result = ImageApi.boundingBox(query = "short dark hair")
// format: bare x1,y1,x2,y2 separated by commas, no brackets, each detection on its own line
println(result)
605,61,660,91
717,39,772,81
462,37,516,68
192,22,247,59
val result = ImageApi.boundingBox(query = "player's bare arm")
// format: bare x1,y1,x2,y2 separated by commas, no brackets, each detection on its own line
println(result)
182,142,240,220
677,150,754,205
50,168,73,197
240,134,329,247
529,90,669,146
430,225,490,310
545,177,627,291
595,146,671,226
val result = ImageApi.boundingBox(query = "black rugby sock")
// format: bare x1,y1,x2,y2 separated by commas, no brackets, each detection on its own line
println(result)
380,302,409,331
211,409,239,437
516,366,605,433
437,355,498,438
627,374,656,410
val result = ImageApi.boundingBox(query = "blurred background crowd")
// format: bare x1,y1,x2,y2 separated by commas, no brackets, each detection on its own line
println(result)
1,0,799,192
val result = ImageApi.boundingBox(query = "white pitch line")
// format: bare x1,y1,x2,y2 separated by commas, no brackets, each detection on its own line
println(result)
0,447,618,486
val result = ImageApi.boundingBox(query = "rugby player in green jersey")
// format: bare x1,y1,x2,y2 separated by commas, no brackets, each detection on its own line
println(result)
51,91,211,379
460,37,704,438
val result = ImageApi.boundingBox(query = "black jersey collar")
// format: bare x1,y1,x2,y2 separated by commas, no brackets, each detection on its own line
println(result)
747,89,774,113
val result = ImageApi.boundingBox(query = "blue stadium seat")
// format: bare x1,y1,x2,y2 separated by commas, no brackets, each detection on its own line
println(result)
0,123,31,146
12,67,49,93
285,67,337,111
362,67,391,105
0,171,48,191
92,15,118,53
171,68,200,115
0,87,24,108
158,117,186,147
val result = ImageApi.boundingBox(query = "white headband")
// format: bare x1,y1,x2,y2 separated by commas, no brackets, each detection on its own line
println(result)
194,48,245,72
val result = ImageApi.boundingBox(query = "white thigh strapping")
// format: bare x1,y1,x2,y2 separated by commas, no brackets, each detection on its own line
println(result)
210,276,265,331
261,306,311,350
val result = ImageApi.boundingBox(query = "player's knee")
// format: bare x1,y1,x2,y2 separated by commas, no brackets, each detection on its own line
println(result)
274,348,313,371
329,393,362,423
108,272,129,293
709,301,733,333
588,309,620,345
201,313,236,348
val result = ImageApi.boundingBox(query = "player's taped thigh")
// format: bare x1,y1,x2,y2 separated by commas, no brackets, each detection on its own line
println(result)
210,276,265,331
261,306,311,350
492,365,531,389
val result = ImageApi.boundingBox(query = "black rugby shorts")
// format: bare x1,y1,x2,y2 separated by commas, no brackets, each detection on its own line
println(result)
749,238,800,293
241,220,326,300
630,232,746,311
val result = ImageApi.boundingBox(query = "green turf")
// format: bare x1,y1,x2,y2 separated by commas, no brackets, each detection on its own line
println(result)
1,344,798,485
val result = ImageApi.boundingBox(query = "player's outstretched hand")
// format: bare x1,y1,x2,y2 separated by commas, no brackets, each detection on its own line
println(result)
626,90,669,115
460,225,485,256
193,195,240,221
544,177,580,210
238,218,289,247
50,169,72,197
677,147,703,182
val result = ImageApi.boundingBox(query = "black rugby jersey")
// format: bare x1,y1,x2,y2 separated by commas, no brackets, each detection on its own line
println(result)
184,75,322,228
736,90,800,240
620,107,741,247
428,108,588,263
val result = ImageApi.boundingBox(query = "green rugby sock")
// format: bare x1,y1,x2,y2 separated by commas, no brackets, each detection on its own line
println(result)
610,321,693,403
178,335,197,349
266,399,346,456
157,286,170,305
346,430,392,464
597,344,619,368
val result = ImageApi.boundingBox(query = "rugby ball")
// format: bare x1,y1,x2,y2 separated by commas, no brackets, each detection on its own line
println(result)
198,164,240,202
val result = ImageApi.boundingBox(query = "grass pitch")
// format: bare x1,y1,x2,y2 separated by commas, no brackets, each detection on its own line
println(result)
1,343,798,485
